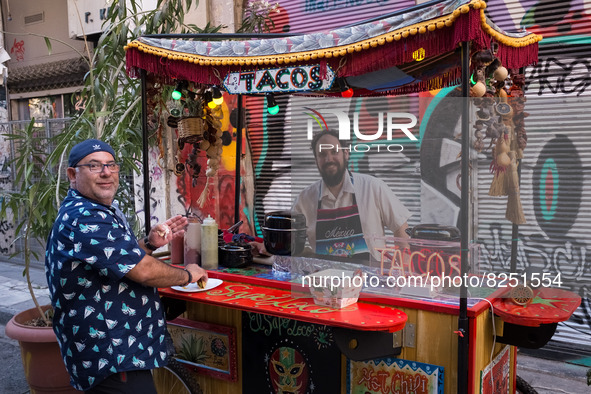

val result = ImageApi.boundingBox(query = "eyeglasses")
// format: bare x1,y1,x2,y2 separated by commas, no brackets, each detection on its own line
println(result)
75,162,120,173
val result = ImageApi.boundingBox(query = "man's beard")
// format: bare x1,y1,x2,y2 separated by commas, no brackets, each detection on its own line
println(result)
320,161,347,187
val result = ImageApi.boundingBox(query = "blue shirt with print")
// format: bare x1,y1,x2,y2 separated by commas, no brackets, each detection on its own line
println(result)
45,189,169,390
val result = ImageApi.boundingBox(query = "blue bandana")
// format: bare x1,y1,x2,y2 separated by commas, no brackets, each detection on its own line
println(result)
68,139,116,167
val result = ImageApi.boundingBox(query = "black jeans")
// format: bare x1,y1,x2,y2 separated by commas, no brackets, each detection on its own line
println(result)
85,370,157,394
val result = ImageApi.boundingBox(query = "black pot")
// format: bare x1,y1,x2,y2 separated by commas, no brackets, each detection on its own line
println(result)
264,210,306,230
262,211,307,256
409,224,460,241
219,243,252,268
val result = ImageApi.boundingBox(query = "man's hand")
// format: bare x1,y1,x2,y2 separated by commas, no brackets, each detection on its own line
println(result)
249,241,271,257
185,263,208,287
148,215,189,250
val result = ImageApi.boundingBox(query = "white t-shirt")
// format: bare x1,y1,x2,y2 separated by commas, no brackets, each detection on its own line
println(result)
293,172,411,261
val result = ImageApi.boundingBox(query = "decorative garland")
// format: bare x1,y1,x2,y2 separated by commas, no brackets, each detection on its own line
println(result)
470,48,527,224
163,83,224,208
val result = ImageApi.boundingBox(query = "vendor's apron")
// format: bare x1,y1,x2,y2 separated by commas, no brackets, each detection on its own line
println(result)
315,176,371,260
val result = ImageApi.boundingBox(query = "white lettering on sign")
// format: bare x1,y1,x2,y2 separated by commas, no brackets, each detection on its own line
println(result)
224,65,335,94
306,110,418,141
324,226,356,239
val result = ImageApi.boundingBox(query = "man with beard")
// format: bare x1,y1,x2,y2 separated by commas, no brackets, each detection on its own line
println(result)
293,130,411,263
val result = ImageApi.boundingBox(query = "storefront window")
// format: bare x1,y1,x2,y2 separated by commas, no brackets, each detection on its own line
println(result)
64,93,85,117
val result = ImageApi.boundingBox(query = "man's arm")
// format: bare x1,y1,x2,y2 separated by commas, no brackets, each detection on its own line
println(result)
394,222,410,239
126,256,207,288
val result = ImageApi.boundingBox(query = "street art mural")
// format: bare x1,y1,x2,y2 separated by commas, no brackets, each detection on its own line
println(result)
269,0,415,33
10,38,24,62
141,93,256,234
484,0,591,345
246,0,591,347
0,104,13,255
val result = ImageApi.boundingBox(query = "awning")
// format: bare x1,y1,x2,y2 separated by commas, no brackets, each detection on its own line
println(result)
124,0,540,95
7,57,89,94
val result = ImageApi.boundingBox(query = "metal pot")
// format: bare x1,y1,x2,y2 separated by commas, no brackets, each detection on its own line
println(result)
409,224,460,241
219,243,253,268
262,211,307,256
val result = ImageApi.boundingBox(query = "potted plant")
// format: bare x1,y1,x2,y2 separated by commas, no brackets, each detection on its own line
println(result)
2,119,79,393
0,1,279,391
0,2,223,392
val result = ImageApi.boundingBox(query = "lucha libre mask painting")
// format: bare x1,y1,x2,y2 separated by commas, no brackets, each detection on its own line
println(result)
268,346,309,393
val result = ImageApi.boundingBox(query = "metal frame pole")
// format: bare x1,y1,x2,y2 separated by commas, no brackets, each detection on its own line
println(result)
458,40,471,394
234,95,243,225
509,66,526,274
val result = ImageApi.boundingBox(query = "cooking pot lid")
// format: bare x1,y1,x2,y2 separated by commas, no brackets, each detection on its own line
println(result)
410,224,460,241
264,210,306,229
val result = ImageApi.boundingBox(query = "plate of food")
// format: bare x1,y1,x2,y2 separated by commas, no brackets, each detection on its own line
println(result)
171,278,223,293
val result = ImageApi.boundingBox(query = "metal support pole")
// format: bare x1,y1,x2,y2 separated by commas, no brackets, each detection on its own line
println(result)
234,95,243,225
509,67,525,274
140,69,151,235
457,41,471,394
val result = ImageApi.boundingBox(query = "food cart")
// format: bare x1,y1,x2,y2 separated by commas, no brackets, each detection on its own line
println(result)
124,0,580,392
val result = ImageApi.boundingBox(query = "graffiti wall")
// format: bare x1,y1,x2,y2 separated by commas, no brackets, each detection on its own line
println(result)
0,99,13,255
246,0,591,351
479,0,591,347
265,0,416,34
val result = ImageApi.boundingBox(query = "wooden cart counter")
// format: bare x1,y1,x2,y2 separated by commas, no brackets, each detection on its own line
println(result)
159,277,408,333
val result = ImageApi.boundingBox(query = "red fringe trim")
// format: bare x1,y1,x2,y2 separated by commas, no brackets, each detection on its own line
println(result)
126,9,538,86
496,43,539,69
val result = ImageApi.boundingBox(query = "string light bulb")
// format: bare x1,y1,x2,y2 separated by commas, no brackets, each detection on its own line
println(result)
172,81,188,100
266,94,279,115
171,83,183,100
337,78,354,98
204,91,217,109
212,86,224,105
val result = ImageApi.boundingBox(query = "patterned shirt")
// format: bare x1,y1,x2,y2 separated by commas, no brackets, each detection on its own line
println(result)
45,189,169,391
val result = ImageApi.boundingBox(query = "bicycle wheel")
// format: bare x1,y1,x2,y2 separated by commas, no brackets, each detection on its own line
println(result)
153,359,203,394
516,374,537,394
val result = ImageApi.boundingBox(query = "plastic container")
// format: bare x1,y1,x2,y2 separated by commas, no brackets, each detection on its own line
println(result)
305,269,363,309
184,217,201,266
201,215,219,269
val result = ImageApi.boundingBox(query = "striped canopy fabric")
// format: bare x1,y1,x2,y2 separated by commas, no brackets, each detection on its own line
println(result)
125,0,541,94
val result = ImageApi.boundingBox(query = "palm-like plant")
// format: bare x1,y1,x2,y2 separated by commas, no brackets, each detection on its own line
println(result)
0,0,223,325
0,0,279,325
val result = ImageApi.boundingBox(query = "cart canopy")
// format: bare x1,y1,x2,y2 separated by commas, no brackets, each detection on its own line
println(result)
125,0,540,95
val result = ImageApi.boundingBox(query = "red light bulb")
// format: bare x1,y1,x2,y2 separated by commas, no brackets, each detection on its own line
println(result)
341,88,354,98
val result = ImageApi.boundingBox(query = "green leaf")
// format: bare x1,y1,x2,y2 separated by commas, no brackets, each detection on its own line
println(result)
44,37,52,55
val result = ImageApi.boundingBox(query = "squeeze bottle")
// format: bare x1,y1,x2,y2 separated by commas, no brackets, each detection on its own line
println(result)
184,217,201,266
201,215,218,269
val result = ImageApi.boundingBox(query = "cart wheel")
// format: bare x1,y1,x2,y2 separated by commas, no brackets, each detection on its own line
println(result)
153,359,203,394
516,375,537,394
